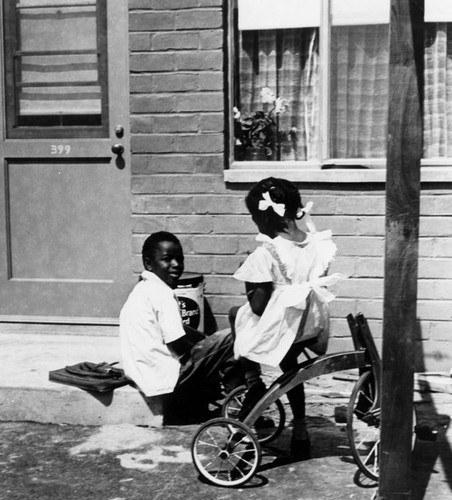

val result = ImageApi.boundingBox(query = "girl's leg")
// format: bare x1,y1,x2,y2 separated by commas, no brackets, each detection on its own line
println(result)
280,344,310,459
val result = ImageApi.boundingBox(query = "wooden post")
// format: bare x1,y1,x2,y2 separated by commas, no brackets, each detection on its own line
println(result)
379,0,423,498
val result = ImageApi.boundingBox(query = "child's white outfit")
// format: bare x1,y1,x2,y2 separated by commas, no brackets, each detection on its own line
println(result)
233,229,345,367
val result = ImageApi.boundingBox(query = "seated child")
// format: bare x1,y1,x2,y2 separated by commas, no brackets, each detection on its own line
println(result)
231,177,345,459
120,231,241,424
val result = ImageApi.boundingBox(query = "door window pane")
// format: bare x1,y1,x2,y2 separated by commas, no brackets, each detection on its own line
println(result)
4,0,108,137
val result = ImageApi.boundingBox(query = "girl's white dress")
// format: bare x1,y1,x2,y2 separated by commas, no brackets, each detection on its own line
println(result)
233,230,345,367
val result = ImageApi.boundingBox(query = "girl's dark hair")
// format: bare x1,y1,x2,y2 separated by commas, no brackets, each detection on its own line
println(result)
245,177,303,233
142,231,181,264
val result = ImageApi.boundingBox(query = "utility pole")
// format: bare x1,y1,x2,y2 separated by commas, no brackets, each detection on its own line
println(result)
380,0,424,498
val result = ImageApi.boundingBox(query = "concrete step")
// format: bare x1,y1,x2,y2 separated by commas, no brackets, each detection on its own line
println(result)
0,332,163,427
2,331,452,429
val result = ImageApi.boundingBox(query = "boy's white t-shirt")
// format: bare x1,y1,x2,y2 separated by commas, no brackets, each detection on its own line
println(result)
233,231,345,367
119,270,185,397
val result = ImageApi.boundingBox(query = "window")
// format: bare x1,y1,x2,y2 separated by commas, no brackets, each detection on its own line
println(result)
3,0,108,138
228,0,452,179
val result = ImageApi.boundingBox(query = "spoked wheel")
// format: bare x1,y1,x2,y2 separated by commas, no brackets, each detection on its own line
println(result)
222,385,286,444
191,417,261,487
347,371,418,481
347,371,380,481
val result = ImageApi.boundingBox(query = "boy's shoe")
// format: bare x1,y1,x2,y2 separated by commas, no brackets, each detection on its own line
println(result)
290,436,311,461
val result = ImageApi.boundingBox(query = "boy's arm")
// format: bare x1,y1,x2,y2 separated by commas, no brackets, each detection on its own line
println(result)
166,325,206,364
245,281,273,316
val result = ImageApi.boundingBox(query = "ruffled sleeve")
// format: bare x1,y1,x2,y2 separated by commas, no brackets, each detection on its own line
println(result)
309,230,338,277
234,246,273,283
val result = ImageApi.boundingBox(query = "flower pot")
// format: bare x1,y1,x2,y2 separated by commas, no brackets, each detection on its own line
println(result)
243,147,268,161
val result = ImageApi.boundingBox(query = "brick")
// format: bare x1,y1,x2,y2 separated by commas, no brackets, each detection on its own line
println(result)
204,275,243,295
131,155,223,174
328,336,358,354
199,30,223,50
168,215,214,234
421,195,452,215
197,0,222,6
176,93,224,112
150,73,199,92
430,321,452,342
192,236,239,254
131,135,175,154
338,278,383,299
419,238,434,257
130,53,176,72
130,95,176,113
420,217,452,236
199,72,223,90
132,174,224,194
199,113,224,132
416,341,452,372
175,51,223,71
142,195,195,214
183,255,214,274
419,258,452,279
129,33,152,51
328,257,356,277
334,236,385,256
150,0,199,9
175,10,222,30
129,12,175,31
131,116,156,134
131,196,146,213
336,196,385,215
152,32,199,51
213,215,256,234
213,256,246,274
432,237,452,257
238,235,259,253
132,215,167,234
417,300,452,321
208,295,245,315
355,257,384,277
132,114,201,134
301,195,336,213
193,195,247,214
173,134,224,154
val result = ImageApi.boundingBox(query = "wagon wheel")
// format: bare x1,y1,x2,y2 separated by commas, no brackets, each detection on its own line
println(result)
346,371,417,481
222,385,286,444
191,417,261,487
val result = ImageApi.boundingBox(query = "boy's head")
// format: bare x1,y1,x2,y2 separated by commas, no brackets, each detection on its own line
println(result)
142,232,184,289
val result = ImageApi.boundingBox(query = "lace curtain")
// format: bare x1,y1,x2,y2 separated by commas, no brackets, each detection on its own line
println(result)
237,23,452,161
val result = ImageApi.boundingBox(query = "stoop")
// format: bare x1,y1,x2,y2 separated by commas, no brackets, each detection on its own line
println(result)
0,329,163,427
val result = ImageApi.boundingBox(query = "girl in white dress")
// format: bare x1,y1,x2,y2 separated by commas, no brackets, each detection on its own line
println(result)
231,177,345,459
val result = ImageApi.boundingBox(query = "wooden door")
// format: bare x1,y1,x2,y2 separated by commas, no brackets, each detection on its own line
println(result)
0,0,133,322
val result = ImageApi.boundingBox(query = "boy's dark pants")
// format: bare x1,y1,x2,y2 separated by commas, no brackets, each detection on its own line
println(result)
162,330,243,424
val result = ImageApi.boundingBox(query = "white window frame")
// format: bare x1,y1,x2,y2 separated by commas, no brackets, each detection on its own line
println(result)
225,0,452,183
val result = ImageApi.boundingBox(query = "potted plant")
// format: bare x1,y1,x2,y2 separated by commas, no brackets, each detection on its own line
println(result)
234,87,288,161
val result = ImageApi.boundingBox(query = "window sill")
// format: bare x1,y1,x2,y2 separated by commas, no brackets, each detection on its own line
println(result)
224,165,452,184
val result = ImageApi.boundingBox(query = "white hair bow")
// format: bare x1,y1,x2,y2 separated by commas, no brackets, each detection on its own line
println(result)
297,201,316,232
258,191,286,217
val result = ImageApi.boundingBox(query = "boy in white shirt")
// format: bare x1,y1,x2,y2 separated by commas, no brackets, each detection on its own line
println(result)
120,231,241,424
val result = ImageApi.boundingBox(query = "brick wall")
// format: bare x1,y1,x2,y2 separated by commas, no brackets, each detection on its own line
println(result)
128,1,452,372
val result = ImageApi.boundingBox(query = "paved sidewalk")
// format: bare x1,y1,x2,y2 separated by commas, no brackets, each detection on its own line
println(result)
1,390,452,500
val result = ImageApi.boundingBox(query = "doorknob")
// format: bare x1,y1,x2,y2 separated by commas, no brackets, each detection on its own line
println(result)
111,143,124,156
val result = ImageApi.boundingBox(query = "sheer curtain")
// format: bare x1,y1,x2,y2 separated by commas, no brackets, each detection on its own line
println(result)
238,28,319,161
237,22,452,162
330,24,389,159
424,23,452,159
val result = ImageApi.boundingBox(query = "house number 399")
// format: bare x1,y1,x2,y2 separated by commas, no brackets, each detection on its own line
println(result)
51,145,71,155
